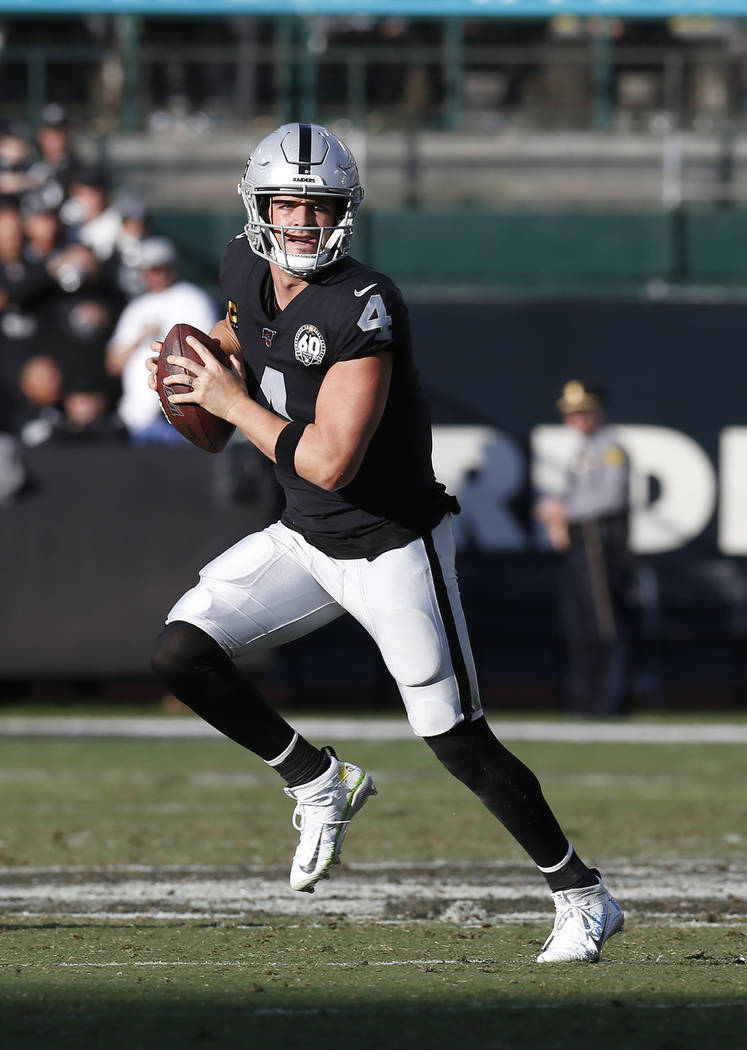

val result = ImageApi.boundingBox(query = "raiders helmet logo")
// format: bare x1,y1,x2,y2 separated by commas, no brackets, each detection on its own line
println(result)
294,324,326,367
228,299,239,330
262,327,277,349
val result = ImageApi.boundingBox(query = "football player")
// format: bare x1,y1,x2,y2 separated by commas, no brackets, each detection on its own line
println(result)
147,123,623,963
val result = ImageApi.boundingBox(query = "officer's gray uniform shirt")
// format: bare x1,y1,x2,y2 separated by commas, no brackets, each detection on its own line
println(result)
564,425,629,524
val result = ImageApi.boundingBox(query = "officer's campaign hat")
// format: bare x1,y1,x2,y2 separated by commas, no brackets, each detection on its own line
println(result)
556,380,604,415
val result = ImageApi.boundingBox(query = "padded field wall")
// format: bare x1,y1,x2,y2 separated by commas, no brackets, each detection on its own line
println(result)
4,297,747,708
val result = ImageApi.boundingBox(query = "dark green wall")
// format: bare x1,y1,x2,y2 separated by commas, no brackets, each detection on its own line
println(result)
149,207,747,295
364,211,672,288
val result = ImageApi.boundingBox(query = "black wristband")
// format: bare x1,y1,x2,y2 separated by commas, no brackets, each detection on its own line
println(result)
274,421,306,474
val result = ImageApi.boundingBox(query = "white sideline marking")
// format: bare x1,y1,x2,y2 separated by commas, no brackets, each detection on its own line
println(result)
3,875,743,908
0,858,739,876
0,860,743,921
1,715,747,743
4,911,742,928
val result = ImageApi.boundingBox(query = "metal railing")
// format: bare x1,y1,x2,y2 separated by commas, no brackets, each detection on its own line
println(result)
1,17,747,135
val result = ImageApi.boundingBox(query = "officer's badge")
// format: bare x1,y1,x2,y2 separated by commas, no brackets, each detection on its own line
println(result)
228,299,239,330
604,446,625,468
294,324,326,367
262,327,277,349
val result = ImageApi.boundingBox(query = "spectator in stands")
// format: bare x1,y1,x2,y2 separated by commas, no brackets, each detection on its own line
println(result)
60,166,123,263
111,193,150,299
0,198,41,427
117,194,149,248
15,354,65,446
534,380,632,717
55,381,127,445
0,211,27,502
0,197,26,305
18,189,123,413
105,236,218,444
0,119,32,199
21,185,70,261
62,385,116,438
15,353,125,446
27,103,82,206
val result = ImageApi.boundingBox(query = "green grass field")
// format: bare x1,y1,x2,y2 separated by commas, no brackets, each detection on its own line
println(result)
1,711,745,1049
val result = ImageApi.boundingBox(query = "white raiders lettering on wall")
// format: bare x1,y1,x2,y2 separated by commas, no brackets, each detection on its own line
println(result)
431,424,747,555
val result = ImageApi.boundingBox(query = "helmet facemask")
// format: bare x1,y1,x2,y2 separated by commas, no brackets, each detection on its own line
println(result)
243,189,358,276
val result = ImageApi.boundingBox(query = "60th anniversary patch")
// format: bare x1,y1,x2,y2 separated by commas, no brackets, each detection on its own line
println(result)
294,324,326,366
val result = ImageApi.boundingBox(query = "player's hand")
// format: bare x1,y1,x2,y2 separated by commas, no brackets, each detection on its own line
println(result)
163,334,247,422
146,340,162,392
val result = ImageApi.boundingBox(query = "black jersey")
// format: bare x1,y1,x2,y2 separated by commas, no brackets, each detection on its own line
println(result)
219,234,457,558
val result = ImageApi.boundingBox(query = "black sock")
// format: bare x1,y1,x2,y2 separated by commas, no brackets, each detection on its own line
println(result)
539,849,599,893
271,738,334,788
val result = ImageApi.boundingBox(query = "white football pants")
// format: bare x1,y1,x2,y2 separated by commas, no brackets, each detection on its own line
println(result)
166,514,482,737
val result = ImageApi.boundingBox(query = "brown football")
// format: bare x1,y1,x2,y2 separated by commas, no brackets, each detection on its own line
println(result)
157,323,236,453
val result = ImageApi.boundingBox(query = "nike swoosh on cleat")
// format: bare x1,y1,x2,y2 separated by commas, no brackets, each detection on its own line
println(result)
354,283,378,297
298,838,322,875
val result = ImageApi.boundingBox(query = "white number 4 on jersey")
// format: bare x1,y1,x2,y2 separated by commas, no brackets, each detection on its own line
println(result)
357,294,392,342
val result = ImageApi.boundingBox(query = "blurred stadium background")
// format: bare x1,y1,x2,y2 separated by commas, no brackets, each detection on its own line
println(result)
4,0,747,713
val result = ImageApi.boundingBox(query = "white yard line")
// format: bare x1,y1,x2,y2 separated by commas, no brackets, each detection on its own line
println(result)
1,715,747,743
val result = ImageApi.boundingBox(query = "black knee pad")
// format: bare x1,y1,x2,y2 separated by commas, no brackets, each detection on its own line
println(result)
425,715,541,800
424,716,496,789
151,620,228,688
150,619,291,760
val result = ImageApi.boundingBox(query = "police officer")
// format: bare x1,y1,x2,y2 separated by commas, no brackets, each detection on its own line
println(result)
536,381,631,716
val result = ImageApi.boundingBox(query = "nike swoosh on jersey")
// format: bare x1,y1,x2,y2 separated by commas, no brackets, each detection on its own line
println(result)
354,283,378,297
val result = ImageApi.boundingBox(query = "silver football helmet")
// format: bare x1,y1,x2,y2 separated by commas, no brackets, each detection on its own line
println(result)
238,123,364,276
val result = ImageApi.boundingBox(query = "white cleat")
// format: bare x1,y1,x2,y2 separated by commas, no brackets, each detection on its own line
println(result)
537,874,624,963
284,751,377,893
